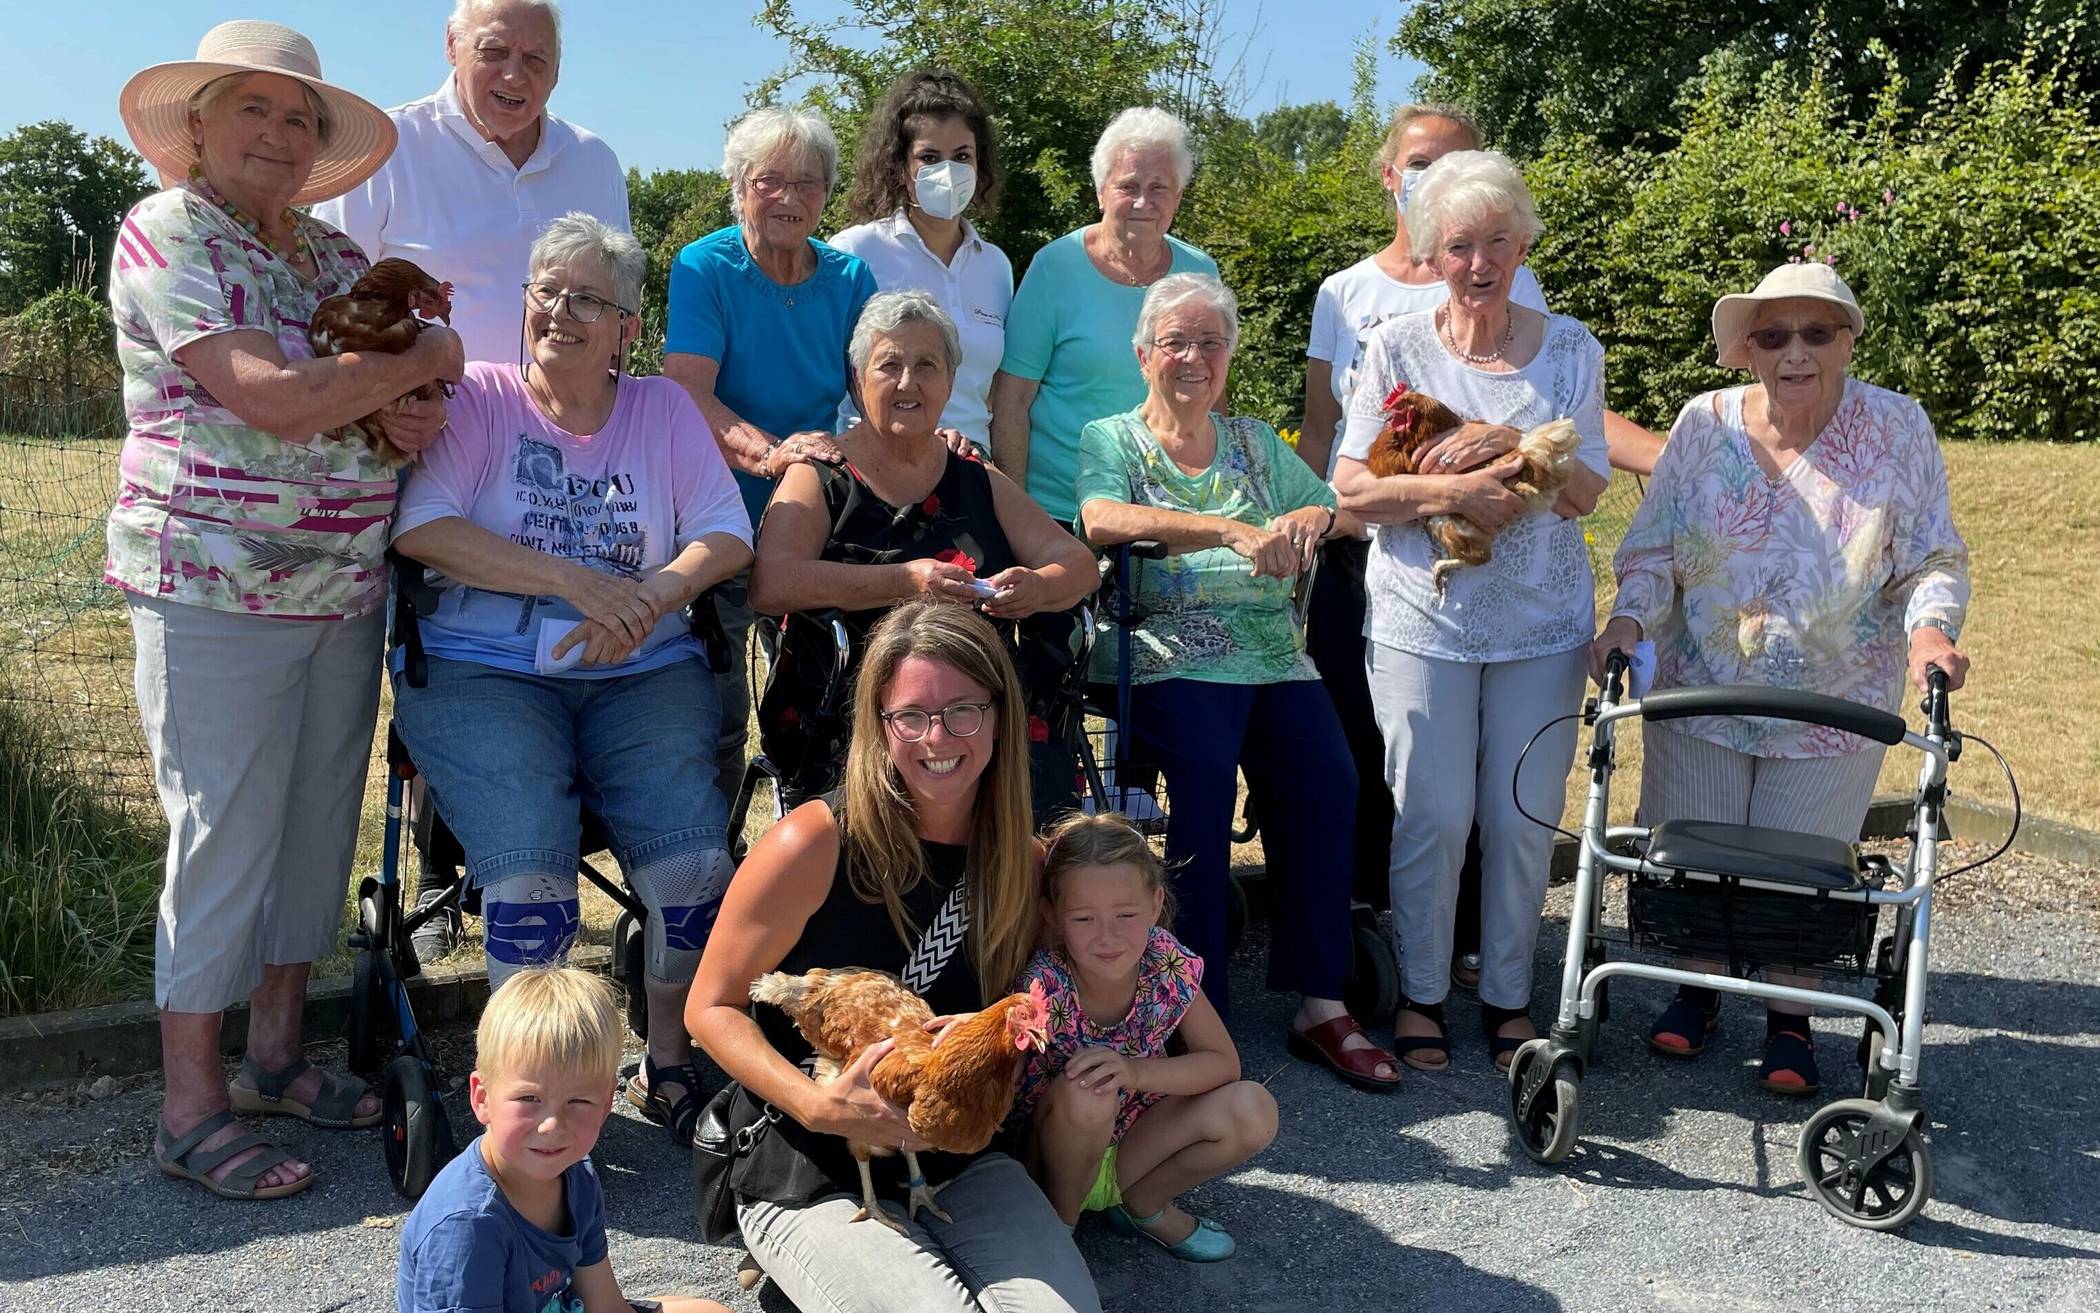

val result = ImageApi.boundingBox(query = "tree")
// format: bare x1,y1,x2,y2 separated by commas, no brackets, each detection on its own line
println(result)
1253,102,1349,170
1395,0,2096,159
625,166,723,257
0,121,151,313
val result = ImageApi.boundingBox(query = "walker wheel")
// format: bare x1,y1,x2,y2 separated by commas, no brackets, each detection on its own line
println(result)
1343,909,1399,1027
1507,1040,1582,1165
346,949,388,1077
614,911,648,1040
382,1055,450,1199
1797,1097,1932,1230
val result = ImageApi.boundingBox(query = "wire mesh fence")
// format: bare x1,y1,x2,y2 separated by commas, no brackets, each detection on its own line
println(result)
0,382,157,821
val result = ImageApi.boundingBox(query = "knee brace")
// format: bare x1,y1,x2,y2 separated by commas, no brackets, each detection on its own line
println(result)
627,845,734,985
480,871,581,990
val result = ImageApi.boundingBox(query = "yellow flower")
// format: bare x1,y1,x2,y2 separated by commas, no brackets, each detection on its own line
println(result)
1278,427,1300,447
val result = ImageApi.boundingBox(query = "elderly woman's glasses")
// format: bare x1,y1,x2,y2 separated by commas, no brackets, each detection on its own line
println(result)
1748,323,1843,351
750,174,827,197
1151,336,1230,358
880,701,992,741
522,282,631,323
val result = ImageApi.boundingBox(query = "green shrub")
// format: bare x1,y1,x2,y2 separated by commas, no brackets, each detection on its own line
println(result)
0,689,162,1015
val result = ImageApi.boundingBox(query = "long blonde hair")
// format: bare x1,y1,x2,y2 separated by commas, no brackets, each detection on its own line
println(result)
841,603,1037,1003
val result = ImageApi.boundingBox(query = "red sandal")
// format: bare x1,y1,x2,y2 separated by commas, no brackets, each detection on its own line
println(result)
1287,1014,1401,1092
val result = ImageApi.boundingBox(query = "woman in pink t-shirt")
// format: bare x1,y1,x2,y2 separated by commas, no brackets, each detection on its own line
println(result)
391,213,753,1148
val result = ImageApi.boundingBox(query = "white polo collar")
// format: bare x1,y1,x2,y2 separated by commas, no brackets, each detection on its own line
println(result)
882,209,984,259
433,75,569,175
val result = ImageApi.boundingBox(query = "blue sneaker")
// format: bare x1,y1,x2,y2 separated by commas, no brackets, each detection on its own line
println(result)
1104,1204,1237,1262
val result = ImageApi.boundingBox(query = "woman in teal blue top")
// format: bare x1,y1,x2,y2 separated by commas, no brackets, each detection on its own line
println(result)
1075,274,1400,1092
990,107,1217,525
663,106,878,804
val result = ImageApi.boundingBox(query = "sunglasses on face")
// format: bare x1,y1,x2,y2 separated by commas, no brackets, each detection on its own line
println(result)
1747,323,1846,351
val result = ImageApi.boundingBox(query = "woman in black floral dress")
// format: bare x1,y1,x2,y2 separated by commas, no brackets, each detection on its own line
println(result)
751,291,1094,809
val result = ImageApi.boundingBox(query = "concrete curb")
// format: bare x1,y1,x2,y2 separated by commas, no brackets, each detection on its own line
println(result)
0,946,610,1094
1,792,2085,1094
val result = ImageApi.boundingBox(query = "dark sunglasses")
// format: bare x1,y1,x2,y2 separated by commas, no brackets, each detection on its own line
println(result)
1747,323,1845,351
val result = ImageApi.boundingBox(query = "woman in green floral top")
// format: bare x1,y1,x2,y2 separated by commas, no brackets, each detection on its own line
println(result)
110,22,461,1202
1074,274,1399,1091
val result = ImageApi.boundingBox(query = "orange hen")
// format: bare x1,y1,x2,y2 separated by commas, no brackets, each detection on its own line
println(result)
1367,381,1582,593
750,967,1051,1231
308,258,456,467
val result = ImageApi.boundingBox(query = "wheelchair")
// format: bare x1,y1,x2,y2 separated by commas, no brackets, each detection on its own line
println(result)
344,550,732,1198
1077,542,1402,1025
1506,653,2017,1230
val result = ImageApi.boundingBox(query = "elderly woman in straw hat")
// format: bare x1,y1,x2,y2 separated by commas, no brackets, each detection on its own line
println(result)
111,20,461,1200
1591,261,1970,1094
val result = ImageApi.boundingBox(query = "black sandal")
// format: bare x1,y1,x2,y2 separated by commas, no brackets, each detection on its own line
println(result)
1483,1002,1536,1072
1392,997,1449,1072
1759,1021,1822,1096
626,1054,706,1147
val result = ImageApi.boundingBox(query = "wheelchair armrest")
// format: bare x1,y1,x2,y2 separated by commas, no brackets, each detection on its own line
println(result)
1636,684,1907,746
386,547,441,690
685,586,732,676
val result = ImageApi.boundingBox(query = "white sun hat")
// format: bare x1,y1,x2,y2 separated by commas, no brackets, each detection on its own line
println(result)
118,20,396,207
1711,261,1867,368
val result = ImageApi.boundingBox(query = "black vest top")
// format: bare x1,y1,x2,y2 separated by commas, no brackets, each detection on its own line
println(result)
733,824,1004,1206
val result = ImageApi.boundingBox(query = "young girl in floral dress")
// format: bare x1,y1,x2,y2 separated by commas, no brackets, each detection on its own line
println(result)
1013,814,1277,1262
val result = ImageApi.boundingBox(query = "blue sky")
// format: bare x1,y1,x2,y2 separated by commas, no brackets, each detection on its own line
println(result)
2,2,1420,175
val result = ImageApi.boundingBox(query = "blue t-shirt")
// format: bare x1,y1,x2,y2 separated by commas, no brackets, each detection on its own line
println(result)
664,224,878,529
398,1135,609,1313
997,229,1217,522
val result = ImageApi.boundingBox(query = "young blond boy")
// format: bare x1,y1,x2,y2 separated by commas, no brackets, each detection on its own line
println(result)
396,966,725,1313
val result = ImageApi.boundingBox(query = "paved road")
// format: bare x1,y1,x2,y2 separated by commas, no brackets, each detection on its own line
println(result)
3,851,2096,1312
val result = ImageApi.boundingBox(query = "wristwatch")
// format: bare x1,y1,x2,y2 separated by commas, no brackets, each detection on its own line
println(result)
1918,618,1959,641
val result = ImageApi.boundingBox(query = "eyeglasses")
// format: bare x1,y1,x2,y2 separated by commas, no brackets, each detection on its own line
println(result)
879,700,993,742
521,282,632,324
1747,323,1845,351
749,174,828,198
1150,336,1231,358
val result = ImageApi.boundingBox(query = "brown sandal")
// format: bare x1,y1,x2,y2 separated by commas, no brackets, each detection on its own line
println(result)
1287,1015,1401,1092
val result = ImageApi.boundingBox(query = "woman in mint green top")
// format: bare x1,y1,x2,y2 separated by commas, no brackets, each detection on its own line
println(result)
991,108,1217,524
1075,273,1399,1091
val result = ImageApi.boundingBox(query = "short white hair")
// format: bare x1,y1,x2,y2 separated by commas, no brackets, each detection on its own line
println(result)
447,0,563,59
529,211,645,313
723,107,840,221
1406,149,1543,263
1091,107,1195,191
1133,273,1239,354
851,291,962,374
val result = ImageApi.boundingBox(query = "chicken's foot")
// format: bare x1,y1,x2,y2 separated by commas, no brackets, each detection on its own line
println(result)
848,1155,913,1235
902,1151,953,1224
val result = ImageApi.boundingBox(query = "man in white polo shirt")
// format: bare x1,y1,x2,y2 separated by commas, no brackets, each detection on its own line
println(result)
315,0,629,957
315,0,629,364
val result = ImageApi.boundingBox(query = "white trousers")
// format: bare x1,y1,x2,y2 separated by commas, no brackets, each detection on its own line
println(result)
129,596,382,1013
1367,641,1587,1009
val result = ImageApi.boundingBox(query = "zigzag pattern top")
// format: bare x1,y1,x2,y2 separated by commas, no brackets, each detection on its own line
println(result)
902,882,969,994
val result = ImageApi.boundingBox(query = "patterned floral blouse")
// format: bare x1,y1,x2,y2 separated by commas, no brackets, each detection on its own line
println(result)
1011,925,1203,1142
1074,411,1335,685
1610,380,1970,757
105,186,396,619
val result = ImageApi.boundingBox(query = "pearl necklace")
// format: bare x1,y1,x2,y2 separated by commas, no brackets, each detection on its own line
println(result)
1439,305,1515,365
188,167,308,266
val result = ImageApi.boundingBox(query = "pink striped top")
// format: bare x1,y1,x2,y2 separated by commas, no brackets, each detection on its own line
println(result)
105,186,395,619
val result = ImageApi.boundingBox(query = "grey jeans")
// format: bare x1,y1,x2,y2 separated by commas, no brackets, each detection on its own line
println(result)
737,1153,1102,1313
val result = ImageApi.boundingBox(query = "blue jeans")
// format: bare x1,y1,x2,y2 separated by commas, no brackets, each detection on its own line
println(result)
392,655,732,982
1129,676,1356,1019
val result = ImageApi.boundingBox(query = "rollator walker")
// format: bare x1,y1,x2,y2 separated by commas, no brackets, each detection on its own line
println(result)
1506,652,2015,1231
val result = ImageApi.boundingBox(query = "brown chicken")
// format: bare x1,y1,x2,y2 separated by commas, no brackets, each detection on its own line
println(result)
751,967,1052,1231
308,258,456,466
1366,381,1582,593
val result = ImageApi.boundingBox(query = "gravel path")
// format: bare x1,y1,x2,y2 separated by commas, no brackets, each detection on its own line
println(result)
2,843,2095,1313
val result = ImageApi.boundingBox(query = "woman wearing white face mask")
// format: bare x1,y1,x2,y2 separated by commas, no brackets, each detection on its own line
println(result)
831,70,1013,452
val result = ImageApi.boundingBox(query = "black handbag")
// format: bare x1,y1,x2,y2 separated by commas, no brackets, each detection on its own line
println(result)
691,1081,780,1244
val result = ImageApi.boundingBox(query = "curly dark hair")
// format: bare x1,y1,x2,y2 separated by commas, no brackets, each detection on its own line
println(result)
844,68,1002,226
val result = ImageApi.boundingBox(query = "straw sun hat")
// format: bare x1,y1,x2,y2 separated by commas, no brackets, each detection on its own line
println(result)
118,20,395,207
1710,261,1867,369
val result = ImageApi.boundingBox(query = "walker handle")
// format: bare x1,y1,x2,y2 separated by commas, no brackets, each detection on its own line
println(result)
1635,684,1908,745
